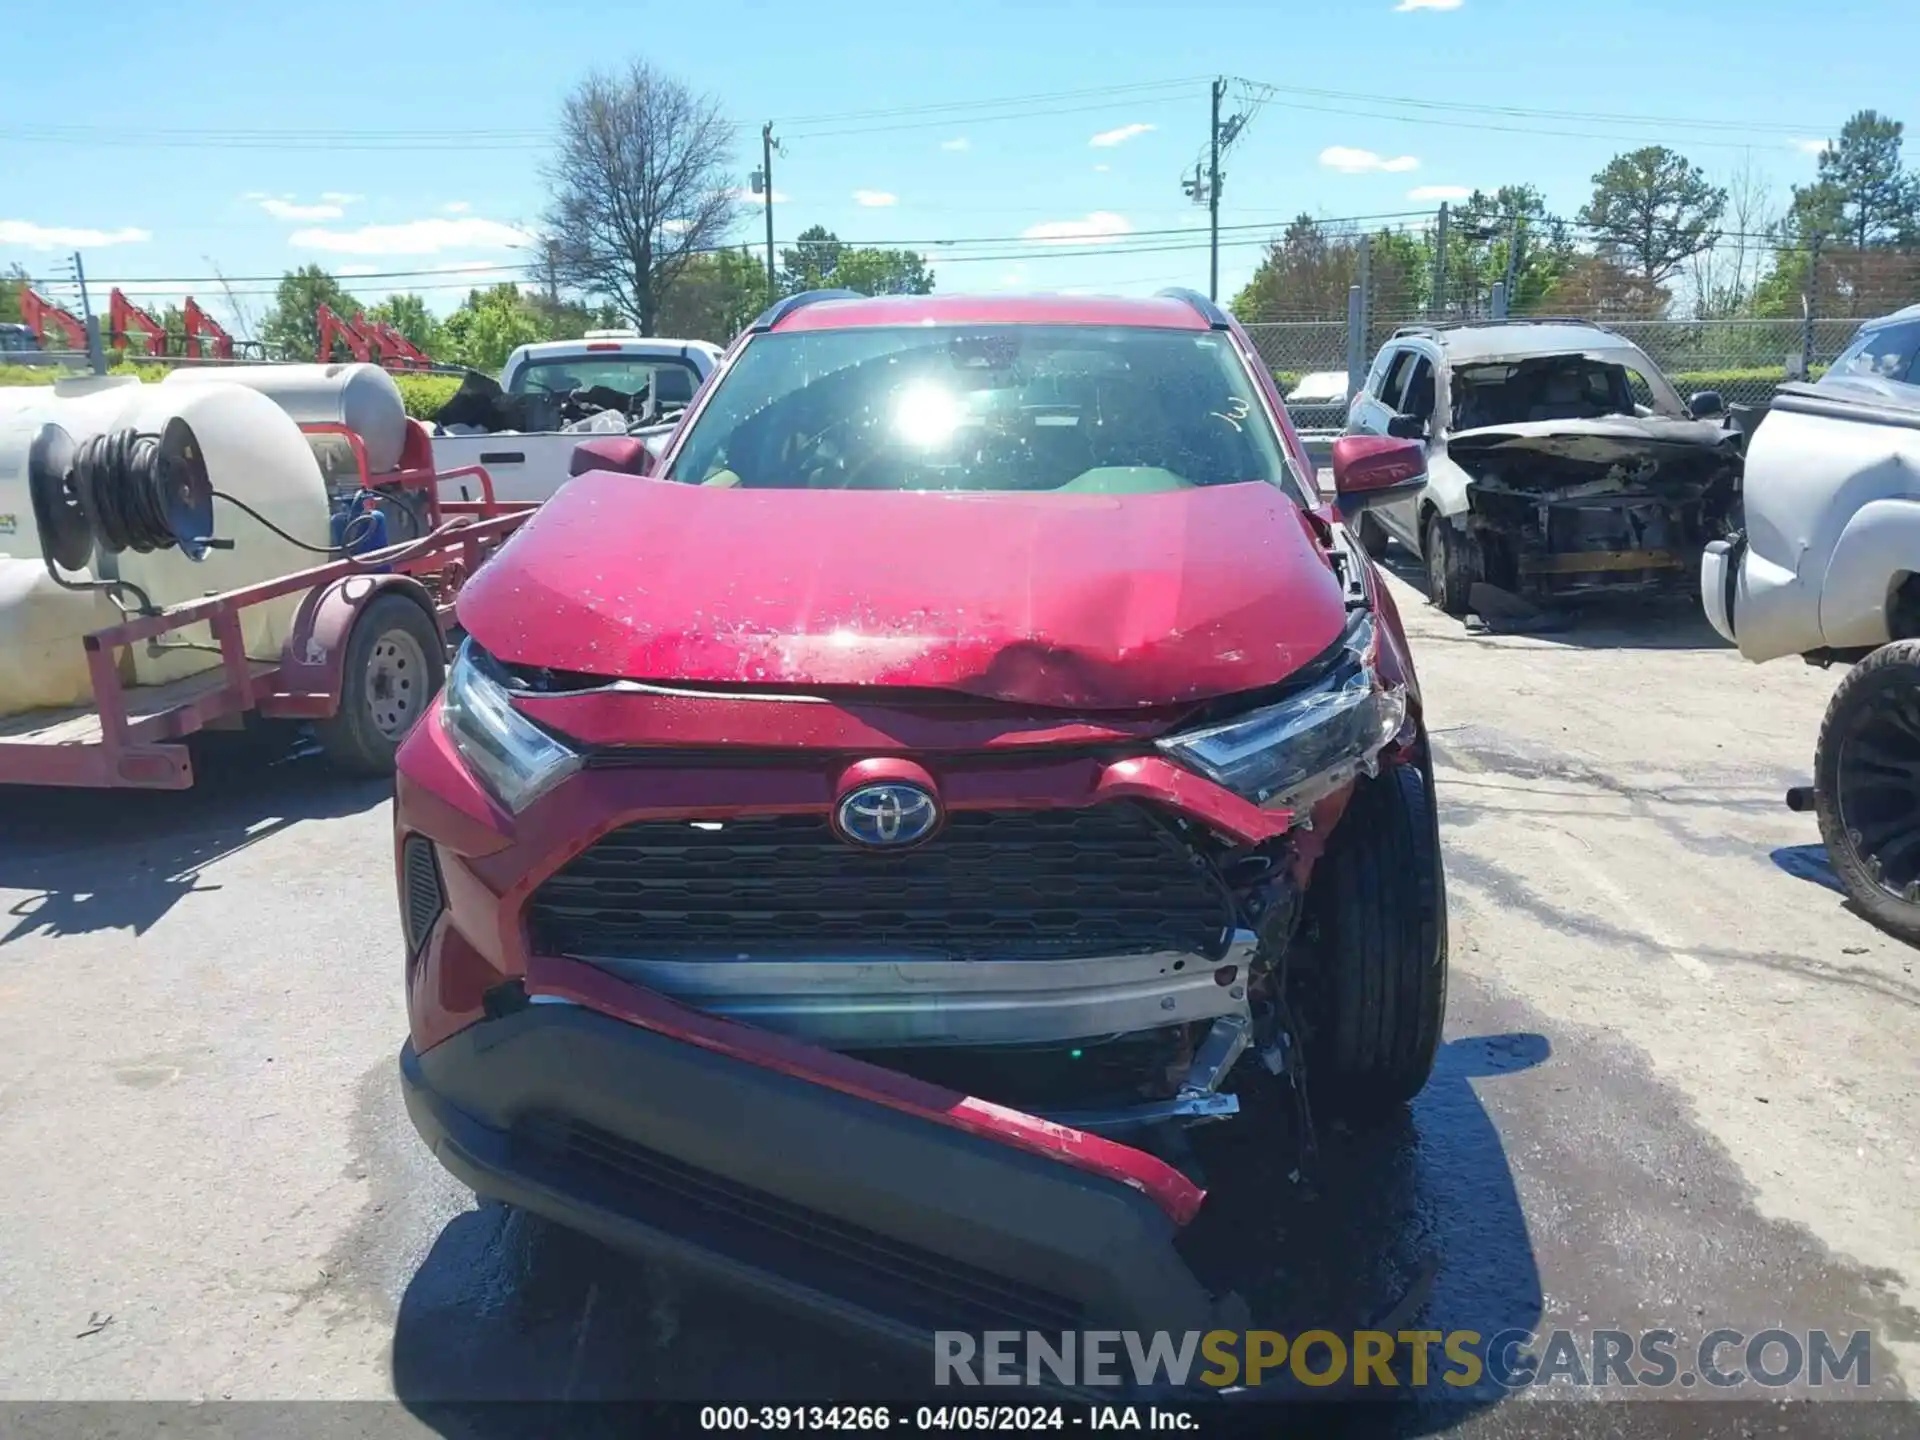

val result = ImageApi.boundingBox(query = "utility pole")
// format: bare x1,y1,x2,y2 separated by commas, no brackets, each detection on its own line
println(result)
67,250,104,375
1208,78,1224,302
544,240,561,307
755,123,780,296
1431,203,1450,319
1501,213,1524,314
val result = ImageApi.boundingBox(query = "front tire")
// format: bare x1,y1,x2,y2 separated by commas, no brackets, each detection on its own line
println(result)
1423,511,1478,618
1297,761,1449,1120
1813,640,1920,943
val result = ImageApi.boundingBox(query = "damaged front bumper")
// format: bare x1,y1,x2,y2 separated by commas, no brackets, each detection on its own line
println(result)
402,968,1245,1341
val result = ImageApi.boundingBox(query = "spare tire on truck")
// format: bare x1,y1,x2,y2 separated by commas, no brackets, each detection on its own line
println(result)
1812,639,1920,943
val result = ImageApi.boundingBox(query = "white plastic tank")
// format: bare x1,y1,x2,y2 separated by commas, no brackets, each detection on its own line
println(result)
0,379,332,717
163,363,410,477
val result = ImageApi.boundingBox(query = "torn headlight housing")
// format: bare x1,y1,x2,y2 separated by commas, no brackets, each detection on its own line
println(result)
1155,611,1408,811
439,639,582,813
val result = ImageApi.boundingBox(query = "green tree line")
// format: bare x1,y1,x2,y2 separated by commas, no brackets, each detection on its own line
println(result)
1232,108,1920,327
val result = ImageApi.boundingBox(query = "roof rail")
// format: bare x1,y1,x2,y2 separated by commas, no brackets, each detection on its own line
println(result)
1155,287,1233,330
1391,315,1627,340
748,288,867,332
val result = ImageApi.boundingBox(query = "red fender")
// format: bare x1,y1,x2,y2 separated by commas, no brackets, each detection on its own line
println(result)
261,573,441,720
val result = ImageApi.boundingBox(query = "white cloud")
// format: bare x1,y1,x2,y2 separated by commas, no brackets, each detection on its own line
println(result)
0,220,150,249
1395,0,1462,10
289,216,535,255
1407,184,1472,201
1021,211,1134,246
1090,122,1156,148
1093,163,1111,173
940,137,970,152
853,189,898,208
1320,145,1419,174
261,197,344,221
1793,138,1829,156
731,188,790,206
321,191,363,205
442,200,472,213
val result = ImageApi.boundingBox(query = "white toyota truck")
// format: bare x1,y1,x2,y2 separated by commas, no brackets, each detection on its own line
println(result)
429,332,723,505
1702,302,1920,939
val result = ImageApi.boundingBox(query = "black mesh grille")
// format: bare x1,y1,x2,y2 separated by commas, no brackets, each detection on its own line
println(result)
513,1116,1082,1334
528,803,1230,961
401,835,444,954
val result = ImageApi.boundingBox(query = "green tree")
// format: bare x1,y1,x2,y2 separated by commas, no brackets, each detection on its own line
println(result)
366,292,445,356
778,225,934,297
1754,110,1920,319
0,263,29,326
258,265,364,361
1441,185,1578,315
656,246,771,342
1579,147,1727,287
440,284,550,373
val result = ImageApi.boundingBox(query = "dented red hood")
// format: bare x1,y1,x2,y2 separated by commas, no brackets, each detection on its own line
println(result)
458,475,1348,708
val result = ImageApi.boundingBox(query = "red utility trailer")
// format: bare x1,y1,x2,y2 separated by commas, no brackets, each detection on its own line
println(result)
0,428,533,791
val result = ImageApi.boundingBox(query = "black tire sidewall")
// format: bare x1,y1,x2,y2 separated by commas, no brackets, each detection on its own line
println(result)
1813,640,1920,942
1299,760,1450,1116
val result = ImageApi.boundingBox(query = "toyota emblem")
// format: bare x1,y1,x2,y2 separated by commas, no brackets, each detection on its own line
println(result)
835,782,941,849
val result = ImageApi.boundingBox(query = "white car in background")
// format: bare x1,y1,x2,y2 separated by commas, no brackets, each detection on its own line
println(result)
429,332,723,504
1346,319,1742,615
1702,302,1920,941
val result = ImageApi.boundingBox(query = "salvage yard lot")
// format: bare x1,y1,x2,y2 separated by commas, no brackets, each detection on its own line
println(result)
0,570,1916,1431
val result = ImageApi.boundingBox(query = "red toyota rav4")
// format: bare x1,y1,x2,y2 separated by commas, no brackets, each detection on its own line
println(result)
395,289,1445,1341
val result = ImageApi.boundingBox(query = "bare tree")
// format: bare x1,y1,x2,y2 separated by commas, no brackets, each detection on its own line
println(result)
543,61,738,335
1688,152,1777,317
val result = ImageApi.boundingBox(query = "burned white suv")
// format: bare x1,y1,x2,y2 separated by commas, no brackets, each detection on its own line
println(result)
1345,319,1743,615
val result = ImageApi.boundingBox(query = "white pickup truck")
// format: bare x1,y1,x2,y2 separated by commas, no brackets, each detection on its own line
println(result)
429,333,723,505
1702,302,1920,939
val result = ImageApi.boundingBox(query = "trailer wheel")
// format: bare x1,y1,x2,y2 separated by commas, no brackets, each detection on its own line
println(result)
1423,511,1477,617
1294,760,1449,1122
1814,640,1920,943
315,594,445,777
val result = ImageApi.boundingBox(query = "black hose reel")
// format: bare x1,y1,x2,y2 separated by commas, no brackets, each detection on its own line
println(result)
28,418,219,575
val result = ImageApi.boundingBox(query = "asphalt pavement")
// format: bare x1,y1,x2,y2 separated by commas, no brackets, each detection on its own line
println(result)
0,564,1916,1437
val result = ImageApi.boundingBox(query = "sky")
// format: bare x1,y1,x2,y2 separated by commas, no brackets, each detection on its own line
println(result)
3,0,1915,337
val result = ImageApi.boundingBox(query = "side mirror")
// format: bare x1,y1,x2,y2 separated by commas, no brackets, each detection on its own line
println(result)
1688,390,1726,419
1386,413,1428,441
569,436,655,478
1331,435,1427,522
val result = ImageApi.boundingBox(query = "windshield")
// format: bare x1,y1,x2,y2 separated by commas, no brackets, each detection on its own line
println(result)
1450,349,1683,429
664,324,1296,496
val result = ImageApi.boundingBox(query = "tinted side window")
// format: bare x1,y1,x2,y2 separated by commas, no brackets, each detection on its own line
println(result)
1831,320,1920,384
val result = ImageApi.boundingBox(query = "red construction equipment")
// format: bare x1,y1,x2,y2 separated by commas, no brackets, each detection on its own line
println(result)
109,287,168,357
20,288,87,350
315,302,372,363
315,303,434,370
182,298,234,360
364,316,431,370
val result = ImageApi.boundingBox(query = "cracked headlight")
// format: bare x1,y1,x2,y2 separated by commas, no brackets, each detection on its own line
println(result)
1156,612,1408,811
440,639,581,813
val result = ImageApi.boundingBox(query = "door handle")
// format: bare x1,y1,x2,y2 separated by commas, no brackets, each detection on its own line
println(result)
479,451,526,465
